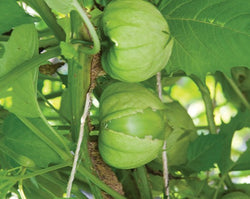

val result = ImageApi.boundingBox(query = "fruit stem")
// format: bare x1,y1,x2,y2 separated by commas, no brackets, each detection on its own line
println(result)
133,166,153,199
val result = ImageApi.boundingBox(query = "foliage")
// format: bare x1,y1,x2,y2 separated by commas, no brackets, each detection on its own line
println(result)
0,0,249,198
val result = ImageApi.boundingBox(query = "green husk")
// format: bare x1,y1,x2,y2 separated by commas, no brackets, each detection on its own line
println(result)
98,82,168,169
101,0,173,82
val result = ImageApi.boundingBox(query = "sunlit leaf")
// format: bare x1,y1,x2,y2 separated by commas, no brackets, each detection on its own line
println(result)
218,110,250,173
0,24,40,117
159,0,250,79
231,139,250,171
44,0,74,14
0,0,35,34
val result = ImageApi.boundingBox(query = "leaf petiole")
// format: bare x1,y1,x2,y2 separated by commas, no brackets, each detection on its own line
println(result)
190,75,217,134
0,46,61,91
17,116,70,161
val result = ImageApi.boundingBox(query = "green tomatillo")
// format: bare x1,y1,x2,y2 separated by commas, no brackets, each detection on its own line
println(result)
98,82,169,169
101,0,173,82
221,191,250,199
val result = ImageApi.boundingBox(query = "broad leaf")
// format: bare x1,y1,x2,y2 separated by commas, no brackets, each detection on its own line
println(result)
186,134,223,172
169,179,215,199
218,110,250,173
23,174,67,199
159,0,250,79
2,114,63,168
164,101,197,166
0,24,40,117
235,184,250,196
0,0,35,34
44,0,74,14
231,139,250,171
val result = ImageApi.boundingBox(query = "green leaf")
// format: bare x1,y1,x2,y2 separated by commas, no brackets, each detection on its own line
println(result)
186,134,223,172
218,110,250,173
159,0,250,79
23,174,67,199
235,184,250,196
169,178,215,199
2,114,63,168
60,42,78,60
0,170,16,198
44,0,74,14
0,24,41,117
0,0,35,34
231,139,250,171
0,43,5,58
164,101,197,166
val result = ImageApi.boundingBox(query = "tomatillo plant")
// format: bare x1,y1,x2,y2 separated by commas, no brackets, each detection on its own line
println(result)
101,0,173,82
98,82,169,169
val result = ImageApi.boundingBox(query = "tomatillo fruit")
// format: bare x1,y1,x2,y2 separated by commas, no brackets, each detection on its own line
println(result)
101,0,173,82
98,82,168,169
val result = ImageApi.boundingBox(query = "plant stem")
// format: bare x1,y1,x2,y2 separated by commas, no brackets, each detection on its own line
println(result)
38,29,53,37
18,116,70,161
157,72,163,100
78,165,126,199
39,111,71,152
223,74,250,109
224,174,234,190
190,75,217,134
133,166,153,199
37,91,71,124
157,72,170,197
18,168,27,199
0,46,61,91
213,173,226,199
72,0,100,55
162,141,170,198
23,0,66,41
12,162,71,181
39,37,59,48
66,92,91,197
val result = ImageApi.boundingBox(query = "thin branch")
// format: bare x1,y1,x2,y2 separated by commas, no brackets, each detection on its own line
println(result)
157,72,170,198
66,92,92,198
162,141,169,197
157,72,163,100
18,168,27,199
